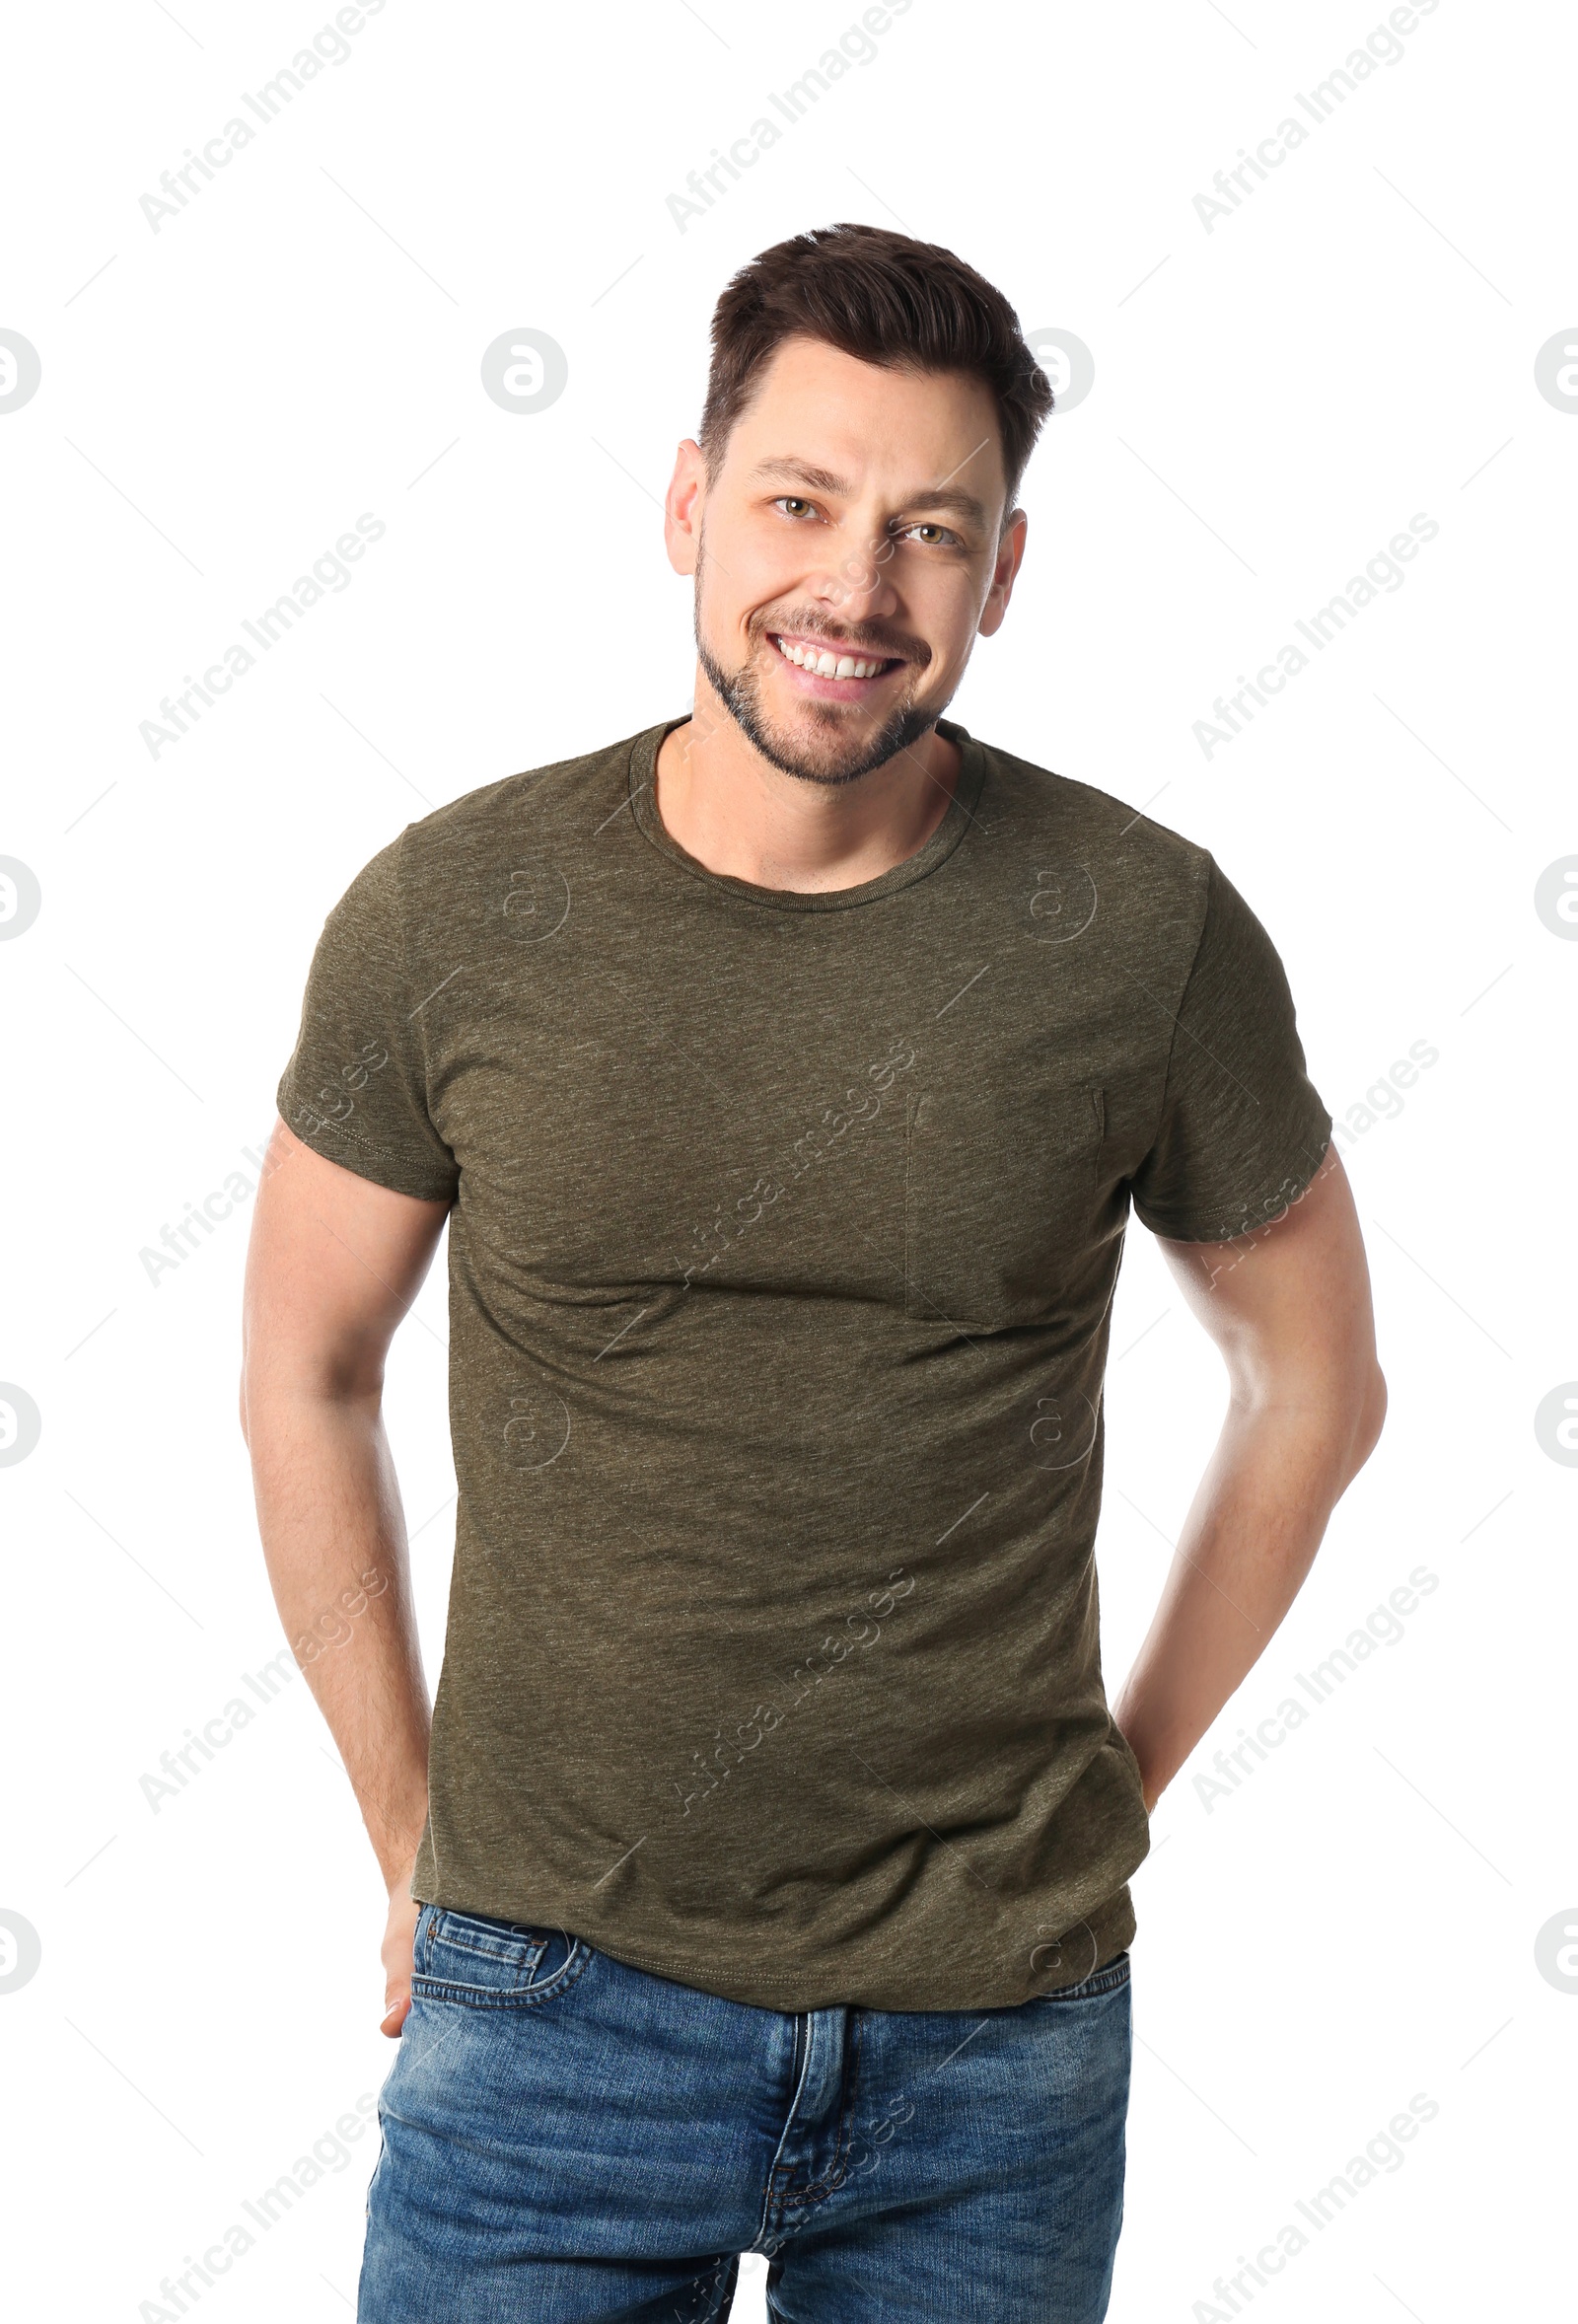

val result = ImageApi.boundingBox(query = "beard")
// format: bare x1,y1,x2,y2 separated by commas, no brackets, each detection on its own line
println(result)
693,572,942,788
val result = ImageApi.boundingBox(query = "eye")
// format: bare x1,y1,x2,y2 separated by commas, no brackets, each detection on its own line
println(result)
900,521,962,546
772,495,818,519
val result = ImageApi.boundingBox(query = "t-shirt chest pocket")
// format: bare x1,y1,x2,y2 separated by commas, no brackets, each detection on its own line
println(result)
902,1081,1107,1331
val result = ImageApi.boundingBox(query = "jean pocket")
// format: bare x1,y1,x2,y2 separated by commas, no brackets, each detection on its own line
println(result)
1030,1949,1131,2005
411,1905,590,2007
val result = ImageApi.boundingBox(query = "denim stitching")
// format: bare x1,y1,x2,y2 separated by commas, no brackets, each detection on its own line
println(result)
409,1934,596,2011
800,2005,864,2202
429,1909,549,1972
1030,1952,1131,2003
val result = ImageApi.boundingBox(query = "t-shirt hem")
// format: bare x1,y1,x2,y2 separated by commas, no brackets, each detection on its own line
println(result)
274,1071,458,1203
408,1876,1138,2014
1130,1113,1334,1245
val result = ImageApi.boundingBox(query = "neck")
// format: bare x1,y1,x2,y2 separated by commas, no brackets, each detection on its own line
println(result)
653,669,962,895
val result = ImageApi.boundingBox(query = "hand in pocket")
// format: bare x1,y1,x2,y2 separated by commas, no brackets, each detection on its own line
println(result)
380,1854,421,2036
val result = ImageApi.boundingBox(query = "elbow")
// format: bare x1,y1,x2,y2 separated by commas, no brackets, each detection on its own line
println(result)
1345,1360,1388,1481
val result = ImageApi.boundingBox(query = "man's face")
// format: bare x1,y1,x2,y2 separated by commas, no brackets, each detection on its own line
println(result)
667,335,1025,786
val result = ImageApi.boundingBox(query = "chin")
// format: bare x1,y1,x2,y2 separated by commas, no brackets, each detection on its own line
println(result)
751,701,939,787
695,630,942,785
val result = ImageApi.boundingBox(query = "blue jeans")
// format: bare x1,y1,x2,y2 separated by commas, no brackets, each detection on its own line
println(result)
358,1903,1131,2322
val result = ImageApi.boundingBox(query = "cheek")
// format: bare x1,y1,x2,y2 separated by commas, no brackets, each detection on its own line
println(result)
916,577,984,668
709,526,811,628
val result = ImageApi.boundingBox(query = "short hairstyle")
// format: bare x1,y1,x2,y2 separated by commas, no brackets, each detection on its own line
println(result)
697,222,1054,523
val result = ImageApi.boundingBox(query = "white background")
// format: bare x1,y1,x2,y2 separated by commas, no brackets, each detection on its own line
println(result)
2,1,1573,2317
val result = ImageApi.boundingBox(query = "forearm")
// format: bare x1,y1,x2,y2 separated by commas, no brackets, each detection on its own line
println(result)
243,1383,432,1887
1112,1388,1380,1808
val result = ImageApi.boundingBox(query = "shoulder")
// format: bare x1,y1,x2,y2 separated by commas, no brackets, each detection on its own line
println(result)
976,735,1207,880
970,732,1215,943
389,725,651,882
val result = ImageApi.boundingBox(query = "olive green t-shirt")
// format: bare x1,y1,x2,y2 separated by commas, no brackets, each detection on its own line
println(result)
276,714,1331,2011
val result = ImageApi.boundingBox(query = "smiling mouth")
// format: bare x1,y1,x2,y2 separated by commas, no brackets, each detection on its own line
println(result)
768,630,904,685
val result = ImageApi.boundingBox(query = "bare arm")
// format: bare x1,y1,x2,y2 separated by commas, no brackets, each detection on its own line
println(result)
239,1117,451,2034
1111,1146,1387,1810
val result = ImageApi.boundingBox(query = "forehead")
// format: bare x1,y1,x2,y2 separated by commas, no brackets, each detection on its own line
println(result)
718,333,1007,517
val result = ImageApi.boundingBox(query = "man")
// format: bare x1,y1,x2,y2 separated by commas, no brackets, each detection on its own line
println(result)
241,223,1385,2323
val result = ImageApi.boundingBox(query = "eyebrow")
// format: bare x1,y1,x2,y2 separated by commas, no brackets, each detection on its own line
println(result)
748,456,990,528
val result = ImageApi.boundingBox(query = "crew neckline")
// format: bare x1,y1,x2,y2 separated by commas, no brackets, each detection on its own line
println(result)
624,713,987,913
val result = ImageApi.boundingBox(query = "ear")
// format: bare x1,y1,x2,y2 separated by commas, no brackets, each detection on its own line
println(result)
977,506,1029,639
664,438,707,578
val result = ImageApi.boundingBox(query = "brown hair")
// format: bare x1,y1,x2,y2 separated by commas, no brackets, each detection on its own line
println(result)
698,222,1054,522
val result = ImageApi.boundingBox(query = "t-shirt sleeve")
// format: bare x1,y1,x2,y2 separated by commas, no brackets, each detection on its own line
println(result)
275,831,460,1203
1126,854,1332,1243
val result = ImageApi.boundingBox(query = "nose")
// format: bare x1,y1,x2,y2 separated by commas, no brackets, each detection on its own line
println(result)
811,531,900,627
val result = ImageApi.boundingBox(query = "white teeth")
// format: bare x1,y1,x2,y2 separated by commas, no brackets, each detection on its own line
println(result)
774,635,885,680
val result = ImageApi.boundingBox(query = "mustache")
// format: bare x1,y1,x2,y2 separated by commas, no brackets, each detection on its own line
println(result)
753,611,930,667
